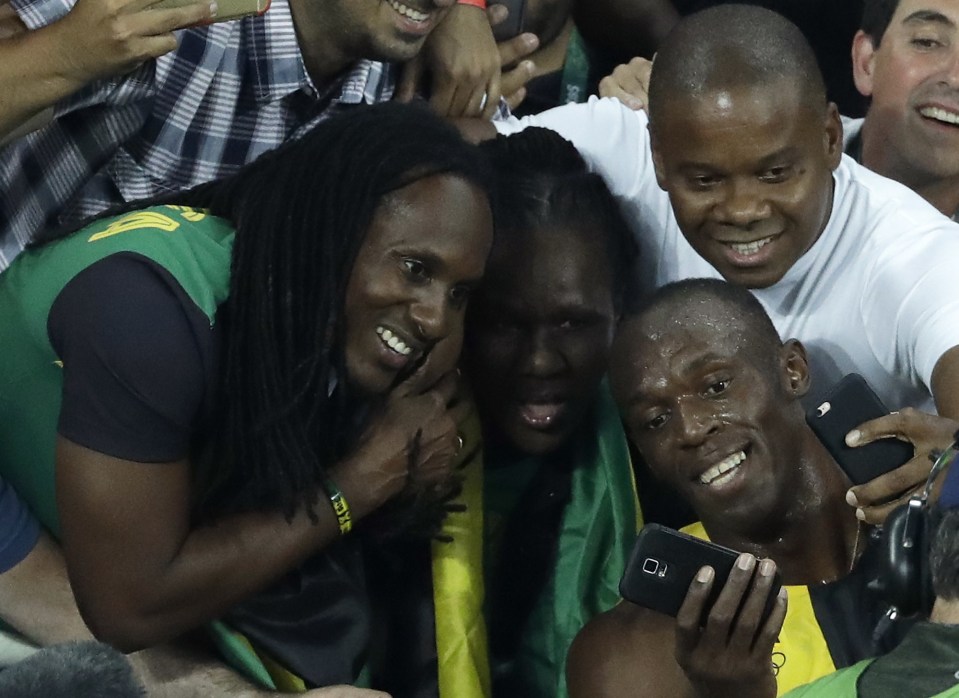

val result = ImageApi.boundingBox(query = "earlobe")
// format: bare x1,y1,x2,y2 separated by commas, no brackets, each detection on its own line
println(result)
852,30,877,98
781,339,811,398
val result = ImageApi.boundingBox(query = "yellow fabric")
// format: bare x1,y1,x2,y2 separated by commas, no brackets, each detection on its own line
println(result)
432,412,491,698
682,522,837,696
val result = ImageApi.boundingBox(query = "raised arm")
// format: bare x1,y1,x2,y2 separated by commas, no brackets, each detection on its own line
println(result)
0,0,212,142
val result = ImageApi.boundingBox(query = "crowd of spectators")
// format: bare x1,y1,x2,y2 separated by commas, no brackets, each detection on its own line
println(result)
2,0,959,696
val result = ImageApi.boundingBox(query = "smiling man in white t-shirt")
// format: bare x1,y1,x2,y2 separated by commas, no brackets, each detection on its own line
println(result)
487,3,959,522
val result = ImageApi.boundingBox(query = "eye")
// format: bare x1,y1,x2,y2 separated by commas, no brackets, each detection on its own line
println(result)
449,285,472,308
558,318,586,331
703,379,730,397
759,165,791,183
911,36,944,49
689,174,720,189
644,411,670,430
402,258,430,282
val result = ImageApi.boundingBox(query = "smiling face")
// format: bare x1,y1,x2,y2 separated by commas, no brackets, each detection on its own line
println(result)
344,173,493,397
650,84,842,289
292,0,455,72
466,226,616,456
610,302,809,525
854,0,959,187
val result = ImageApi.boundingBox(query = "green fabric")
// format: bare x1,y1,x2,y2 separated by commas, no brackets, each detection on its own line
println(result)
486,382,642,698
781,660,871,698
0,206,233,535
0,207,281,689
559,27,590,105
858,622,959,698
783,623,959,698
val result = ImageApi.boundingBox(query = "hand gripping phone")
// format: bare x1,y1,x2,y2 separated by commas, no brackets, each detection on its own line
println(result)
806,374,913,486
620,524,782,623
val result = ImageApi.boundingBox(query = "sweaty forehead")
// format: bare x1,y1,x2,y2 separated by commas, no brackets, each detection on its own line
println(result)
612,303,750,384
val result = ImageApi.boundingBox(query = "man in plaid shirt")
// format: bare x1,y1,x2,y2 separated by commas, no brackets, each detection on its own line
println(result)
0,0,505,270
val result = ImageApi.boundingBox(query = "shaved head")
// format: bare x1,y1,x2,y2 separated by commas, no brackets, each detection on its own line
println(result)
619,278,784,377
648,4,828,134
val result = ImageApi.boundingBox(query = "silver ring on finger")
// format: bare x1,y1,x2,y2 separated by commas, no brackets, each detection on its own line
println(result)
455,433,465,453
478,92,489,111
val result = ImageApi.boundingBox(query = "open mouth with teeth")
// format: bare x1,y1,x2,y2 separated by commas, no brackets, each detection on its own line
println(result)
376,326,413,357
919,105,959,127
386,0,430,23
517,401,566,429
698,448,748,487
727,236,776,256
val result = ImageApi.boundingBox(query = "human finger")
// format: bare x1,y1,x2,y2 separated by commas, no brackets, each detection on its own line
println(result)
598,75,646,110
486,2,507,27
855,484,922,525
754,587,787,652
847,455,931,512
503,86,527,112
598,57,651,110
728,558,777,653
497,32,539,68
500,59,535,101
481,73,502,119
395,55,424,103
428,78,459,117
674,565,714,658
699,554,756,646
846,408,958,448
450,83,485,118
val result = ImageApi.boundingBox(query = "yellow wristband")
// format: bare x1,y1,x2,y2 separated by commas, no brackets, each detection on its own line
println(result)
321,474,352,534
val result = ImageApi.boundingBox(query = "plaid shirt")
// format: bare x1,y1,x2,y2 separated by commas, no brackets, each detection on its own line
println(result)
0,0,394,270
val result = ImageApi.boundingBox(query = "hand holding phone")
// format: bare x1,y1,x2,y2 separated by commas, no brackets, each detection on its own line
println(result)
620,525,786,696
620,524,782,623
843,408,959,525
806,374,913,486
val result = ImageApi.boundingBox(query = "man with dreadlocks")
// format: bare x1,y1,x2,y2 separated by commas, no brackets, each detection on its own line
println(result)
0,102,494,690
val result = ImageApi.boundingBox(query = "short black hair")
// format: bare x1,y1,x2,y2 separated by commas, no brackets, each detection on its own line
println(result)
861,0,901,45
624,278,783,373
930,508,959,601
479,127,637,312
648,4,828,134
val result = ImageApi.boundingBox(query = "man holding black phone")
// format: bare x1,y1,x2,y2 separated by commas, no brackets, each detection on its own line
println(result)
566,279,958,698
488,4,959,527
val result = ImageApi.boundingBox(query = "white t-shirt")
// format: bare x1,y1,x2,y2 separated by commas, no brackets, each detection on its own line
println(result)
496,98,959,412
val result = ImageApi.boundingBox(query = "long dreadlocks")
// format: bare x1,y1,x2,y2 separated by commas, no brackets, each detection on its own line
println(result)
42,102,491,519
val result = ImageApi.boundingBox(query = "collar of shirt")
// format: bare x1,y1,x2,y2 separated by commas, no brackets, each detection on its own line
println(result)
242,0,393,106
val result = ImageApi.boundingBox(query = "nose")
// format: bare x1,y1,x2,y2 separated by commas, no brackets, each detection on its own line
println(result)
715,179,771,227
521,328,566,377
409,289,453,343
942,48,959,88
674,397,721,447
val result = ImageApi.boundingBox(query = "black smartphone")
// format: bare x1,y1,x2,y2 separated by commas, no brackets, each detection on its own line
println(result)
806,374,913,486
490,0,526,41
620,524,782,622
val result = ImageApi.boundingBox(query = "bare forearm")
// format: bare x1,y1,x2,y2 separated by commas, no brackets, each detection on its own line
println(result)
73,498,345,650
60,442,390,651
